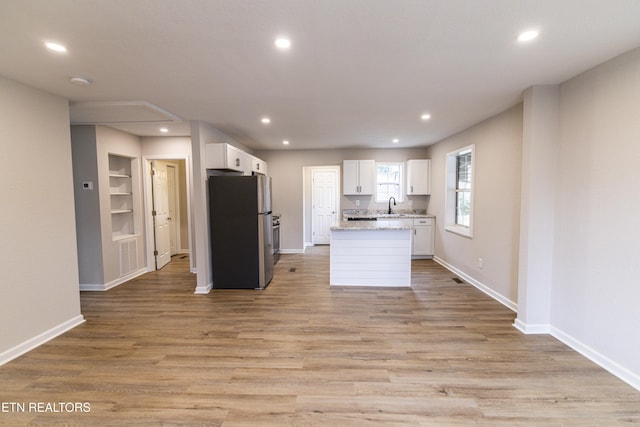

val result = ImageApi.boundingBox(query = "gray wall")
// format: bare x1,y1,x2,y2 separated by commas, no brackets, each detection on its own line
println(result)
71,126,104,284
425,105,523,307
552,47,640,383
0,76,83,357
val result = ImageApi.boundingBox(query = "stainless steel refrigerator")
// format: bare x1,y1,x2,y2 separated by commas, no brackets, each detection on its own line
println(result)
208,175,274,289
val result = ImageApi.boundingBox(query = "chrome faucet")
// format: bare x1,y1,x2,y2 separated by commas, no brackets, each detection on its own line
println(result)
388,196,396,214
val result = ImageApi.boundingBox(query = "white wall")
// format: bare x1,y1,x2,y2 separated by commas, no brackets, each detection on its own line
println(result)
425,105,523,309
0,76,84,362
552,47,640,386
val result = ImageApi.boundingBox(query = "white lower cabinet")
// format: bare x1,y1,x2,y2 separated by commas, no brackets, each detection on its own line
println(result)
413,218,434,257
412,217,434,258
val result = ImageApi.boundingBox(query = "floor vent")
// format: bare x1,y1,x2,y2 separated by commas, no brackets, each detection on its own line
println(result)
289,268,297,272
452,277,464,284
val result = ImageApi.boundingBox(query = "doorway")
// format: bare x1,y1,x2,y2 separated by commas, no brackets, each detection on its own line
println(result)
144,157,192,272
310,166,340,245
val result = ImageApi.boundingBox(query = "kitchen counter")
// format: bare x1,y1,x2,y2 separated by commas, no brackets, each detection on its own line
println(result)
330,221,412,287
331,220,413,231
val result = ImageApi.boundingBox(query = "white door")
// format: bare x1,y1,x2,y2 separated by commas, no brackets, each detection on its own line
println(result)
152,160,171,270
167,164,178,256
312,169,338,245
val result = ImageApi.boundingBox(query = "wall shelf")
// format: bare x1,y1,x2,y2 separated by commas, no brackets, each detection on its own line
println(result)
108,154,135,239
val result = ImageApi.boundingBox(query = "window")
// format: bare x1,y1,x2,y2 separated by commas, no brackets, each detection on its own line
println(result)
445,145,474,237
375,162,404,203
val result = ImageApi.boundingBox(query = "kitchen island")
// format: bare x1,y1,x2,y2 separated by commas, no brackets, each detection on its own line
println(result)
330,220,412,287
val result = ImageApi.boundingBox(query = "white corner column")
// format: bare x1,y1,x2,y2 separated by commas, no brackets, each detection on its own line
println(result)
190,121,213,294
514,85,559,334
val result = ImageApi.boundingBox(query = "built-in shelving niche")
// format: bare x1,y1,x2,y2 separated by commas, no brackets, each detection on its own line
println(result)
108,154,136,241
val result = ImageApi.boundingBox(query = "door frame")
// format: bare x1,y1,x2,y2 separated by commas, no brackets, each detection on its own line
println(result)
166,163,179,256
142,155,193,272
306,165,341,247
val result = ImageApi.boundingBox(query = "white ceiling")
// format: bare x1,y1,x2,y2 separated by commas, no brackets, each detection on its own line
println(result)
1,0,640,150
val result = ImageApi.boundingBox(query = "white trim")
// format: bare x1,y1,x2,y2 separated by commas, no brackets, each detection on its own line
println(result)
444,224,473,238
550,326,640,392
194,282,213,294
434,256,517,312
79,267,147,291
513,319,550,334
0,315,85,366
281,248,305,254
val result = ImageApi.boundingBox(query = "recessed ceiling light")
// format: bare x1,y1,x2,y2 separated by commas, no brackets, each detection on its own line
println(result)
420,113,431,121
517,30,539,42
392,138,400,144
69,76,91,86
45,41,67,53
160,127,168,133
275,37,291,50
282,140,290,145
261,117,271,124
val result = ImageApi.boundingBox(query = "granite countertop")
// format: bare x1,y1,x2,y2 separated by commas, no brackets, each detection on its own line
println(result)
345,213,436,219
342,209,435,220
331,220,414,231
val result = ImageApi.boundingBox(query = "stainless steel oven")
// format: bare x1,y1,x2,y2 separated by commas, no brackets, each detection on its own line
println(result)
272,214,280,264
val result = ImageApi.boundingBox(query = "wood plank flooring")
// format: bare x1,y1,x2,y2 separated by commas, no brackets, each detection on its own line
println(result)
1,247,639,426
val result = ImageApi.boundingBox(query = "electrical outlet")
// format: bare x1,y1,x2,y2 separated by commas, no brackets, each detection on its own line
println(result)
355,199,360,206
478,257,484,269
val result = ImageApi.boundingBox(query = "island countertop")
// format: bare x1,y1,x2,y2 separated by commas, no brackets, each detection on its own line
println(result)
330,220,413,231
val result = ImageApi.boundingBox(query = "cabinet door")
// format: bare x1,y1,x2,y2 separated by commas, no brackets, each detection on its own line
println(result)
225,145,244,172
413,218,434,256
358,160,375,195
251,156,268,175
343,160,360,195
406,159,431,195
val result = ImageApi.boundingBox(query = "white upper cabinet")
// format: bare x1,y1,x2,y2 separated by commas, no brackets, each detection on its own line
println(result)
406,159,431,195
250,155,268,175
343,160,375,195
205,143,267,175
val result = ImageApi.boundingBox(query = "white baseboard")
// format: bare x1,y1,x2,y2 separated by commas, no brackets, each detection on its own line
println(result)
0,315,85,366
433,256,517,312
550,326,640,392
194,282,213,294
79,268,147,291
280,248,305,254
513,318,550,334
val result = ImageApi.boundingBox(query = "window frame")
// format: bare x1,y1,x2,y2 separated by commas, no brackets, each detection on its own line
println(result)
445,144,475,238
375,162,404,203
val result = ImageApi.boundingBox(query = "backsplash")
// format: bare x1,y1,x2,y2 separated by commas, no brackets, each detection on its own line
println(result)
342,208,427,219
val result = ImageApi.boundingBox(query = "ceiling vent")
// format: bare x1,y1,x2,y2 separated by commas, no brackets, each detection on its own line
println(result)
69,101,182,125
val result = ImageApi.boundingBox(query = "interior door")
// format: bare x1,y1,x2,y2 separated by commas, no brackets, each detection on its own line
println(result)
312,169,338,245
152,160,171,270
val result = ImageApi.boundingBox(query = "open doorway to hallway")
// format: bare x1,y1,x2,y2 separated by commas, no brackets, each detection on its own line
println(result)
143,158,192,272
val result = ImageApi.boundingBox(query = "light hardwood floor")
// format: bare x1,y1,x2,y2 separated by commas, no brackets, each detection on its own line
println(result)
1,248,639,426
